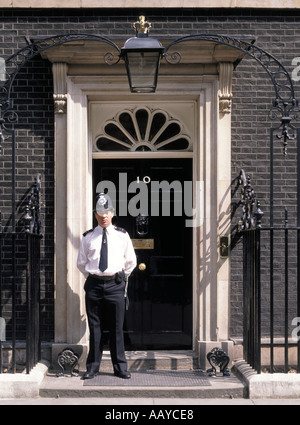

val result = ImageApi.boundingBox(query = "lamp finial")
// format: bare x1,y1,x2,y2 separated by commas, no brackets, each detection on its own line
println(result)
133,16,152,36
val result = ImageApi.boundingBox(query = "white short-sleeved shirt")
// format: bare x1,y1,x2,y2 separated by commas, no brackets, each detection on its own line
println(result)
77,225,137,279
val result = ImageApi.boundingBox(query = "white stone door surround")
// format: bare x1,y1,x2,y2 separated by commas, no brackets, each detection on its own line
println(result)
51,63,234,368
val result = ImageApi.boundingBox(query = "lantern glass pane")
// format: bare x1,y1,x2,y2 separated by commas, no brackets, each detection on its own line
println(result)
126,51,160,93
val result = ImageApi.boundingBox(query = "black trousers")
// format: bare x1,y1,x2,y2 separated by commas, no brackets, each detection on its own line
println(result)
84,275,127,374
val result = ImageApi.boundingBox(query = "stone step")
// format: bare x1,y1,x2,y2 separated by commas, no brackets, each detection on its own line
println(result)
102,350,198,371
39,369,247,399
39,351,247,399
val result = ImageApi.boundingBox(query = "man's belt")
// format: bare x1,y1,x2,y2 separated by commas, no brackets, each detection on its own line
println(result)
89,271,125,282
89,273,116,281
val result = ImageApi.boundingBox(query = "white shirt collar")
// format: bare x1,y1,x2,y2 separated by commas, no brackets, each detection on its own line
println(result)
98,224,113,235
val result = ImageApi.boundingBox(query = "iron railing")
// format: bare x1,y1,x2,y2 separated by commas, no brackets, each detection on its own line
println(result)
239,170,300,373
0,175,42,374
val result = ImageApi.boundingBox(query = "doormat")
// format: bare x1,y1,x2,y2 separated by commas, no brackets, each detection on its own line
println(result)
83,369,212,387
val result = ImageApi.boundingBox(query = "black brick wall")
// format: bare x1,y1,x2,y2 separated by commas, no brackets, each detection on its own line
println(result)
0,8,299,341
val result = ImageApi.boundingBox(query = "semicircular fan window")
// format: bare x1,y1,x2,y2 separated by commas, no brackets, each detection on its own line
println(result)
94,107,192,152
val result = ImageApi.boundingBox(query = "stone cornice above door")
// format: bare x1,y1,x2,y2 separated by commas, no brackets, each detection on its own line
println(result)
40,38,251,69
42,37,251,115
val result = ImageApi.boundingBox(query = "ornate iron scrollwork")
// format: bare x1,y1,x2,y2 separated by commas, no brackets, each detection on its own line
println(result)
269,99,300,156
23,174,42,234
164,34,299,156
207,347,230,377
164,34,296,104
0,31,298,157
56,348,80,377
0,33,121,105
0,33,121,138
238,169,264,231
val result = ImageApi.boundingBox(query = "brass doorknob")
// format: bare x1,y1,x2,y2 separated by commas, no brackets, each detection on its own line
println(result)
139,263,146,271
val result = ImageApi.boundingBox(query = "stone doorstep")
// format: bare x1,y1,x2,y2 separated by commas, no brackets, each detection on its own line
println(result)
0,352,247,399
39,369,247,399
0,362,247,400
3,353,300,399
40,356,300,400
41,350,247,400
39,383,247,400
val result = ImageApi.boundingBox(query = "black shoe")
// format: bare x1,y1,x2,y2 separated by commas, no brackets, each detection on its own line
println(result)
82,371,99,380
114,371,131,379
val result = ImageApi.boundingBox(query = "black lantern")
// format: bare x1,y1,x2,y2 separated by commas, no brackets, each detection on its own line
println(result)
120,16,164,93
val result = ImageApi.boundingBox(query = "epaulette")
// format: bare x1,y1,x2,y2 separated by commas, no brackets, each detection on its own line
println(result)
114,226,127,233
83,229,93,237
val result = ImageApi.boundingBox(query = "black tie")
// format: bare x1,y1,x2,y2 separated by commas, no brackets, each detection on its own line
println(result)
99,228,108,272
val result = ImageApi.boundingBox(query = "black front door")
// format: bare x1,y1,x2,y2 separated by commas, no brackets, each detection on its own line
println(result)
93,158,193,350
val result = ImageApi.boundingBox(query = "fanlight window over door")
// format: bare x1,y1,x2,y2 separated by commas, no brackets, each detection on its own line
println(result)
94,106,192,152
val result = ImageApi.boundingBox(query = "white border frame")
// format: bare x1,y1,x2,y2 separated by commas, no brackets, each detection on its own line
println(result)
3,1,298,8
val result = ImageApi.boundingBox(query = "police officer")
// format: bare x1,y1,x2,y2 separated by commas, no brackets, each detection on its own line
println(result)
77,193,137,379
